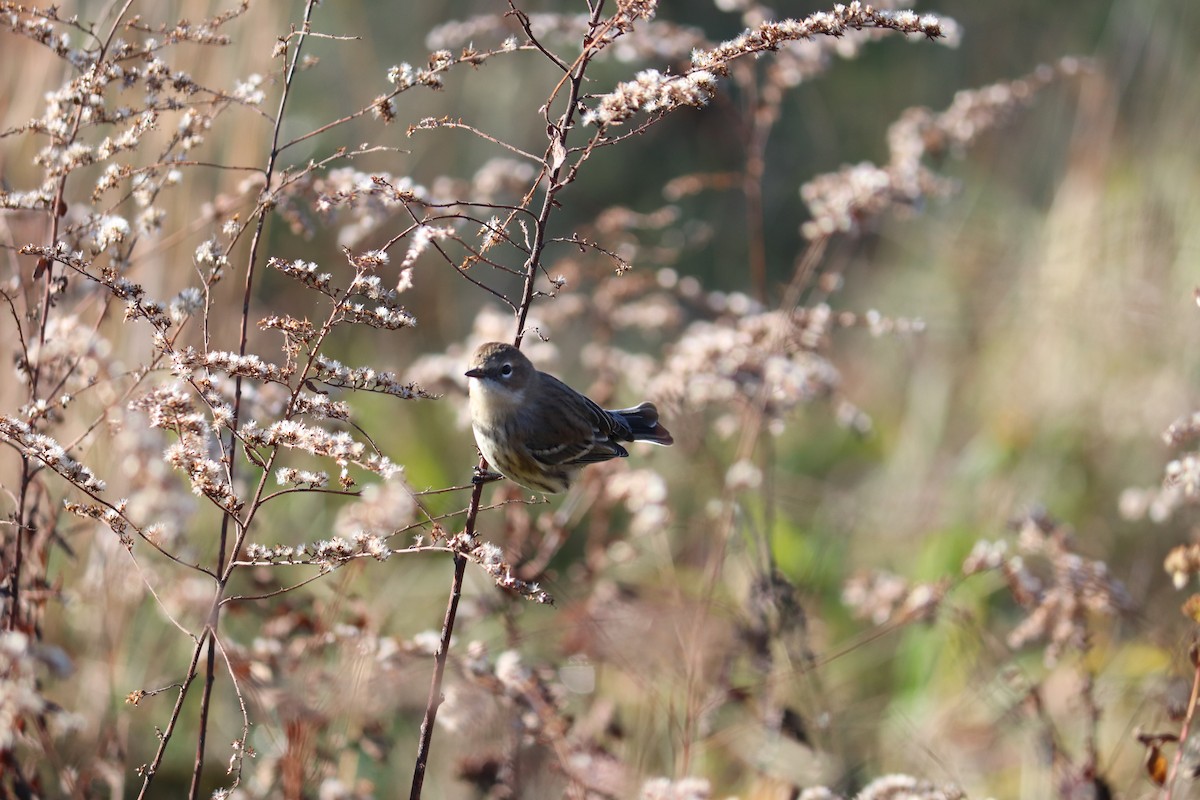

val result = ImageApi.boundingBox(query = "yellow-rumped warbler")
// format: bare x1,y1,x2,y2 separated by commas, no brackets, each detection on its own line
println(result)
465,342,673,493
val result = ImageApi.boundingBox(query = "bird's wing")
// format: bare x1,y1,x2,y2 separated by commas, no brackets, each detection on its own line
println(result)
530,437,628,466
526,374,632,467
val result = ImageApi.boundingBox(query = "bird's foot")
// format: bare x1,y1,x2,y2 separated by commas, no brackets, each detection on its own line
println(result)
472,467,503,486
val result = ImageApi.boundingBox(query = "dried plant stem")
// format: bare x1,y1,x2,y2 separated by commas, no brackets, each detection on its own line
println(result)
410,466,486,799
409,9,601,795
9,0,138,636
1165,643,1200,800
8,457,29,631
408,559,464,793
513,14,596,345
735,61,776,304
678,236,828,772
135,632,207,799
188,632,218,799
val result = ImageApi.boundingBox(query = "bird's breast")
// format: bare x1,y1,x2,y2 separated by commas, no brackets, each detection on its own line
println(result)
469,381,523,428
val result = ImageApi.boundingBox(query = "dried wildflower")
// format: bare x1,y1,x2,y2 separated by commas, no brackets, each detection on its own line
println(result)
311,356,430,400
1123,395,1200,522
288,392,349,421
128,383,241,507
231,73,265,105
1164,412,1200,447
14,315,112,394
603,468,670,536
0,632,79,750
854,774,966,800
842,570,946,625
275,467,328,488
469,542,552,603
802,775,968,800
799,789,842,800
640,776,711,800
65,500,134,547
1165,543,1200,590
585,68,718,126
802,57,1086,238
338,298,416,330
962,538,1008,574
692,5,958,75
586,4,959,131
993,512,1131,665
401,224,455,269
194,238,229,269
334,480,417,539
168,287,204,322
172,347,288,383
724,459,763,491
648,308,843,429
0,416,106,492
269,257,334,292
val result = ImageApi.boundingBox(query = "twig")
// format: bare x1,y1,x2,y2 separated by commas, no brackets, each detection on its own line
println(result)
214,634,252,791
409,466,487,799
134,632,208,794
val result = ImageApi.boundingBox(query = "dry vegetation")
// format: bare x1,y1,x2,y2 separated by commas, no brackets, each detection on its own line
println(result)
2,0,1199,798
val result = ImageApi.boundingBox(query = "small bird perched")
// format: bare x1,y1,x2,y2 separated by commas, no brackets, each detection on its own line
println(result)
465,342,673,493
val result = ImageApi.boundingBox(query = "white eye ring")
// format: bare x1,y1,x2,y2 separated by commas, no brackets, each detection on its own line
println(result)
501,363,513,377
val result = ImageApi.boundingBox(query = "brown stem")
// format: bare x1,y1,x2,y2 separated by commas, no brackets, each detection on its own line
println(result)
409,465,487,799
1164,642,1200,799
9,0,138,636
8,456,30,632
409,4,604,794
135,632,206,799
187,634,218,800
513,9,597,345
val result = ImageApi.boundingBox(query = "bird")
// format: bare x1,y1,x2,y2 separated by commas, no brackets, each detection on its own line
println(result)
465,342,673,493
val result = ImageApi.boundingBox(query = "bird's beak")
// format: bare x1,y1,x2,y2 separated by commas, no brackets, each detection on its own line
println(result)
465,367,484,379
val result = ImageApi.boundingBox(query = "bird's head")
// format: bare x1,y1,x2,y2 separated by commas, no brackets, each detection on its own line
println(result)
465,342,535,399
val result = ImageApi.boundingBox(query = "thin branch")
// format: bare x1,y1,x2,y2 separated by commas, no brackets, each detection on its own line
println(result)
410,472,486,799
134,632,208,795
414,119,543,163
257,485,360,506
222,545,454,603
507,3,571,73
280,41,529,153
214,634,252,792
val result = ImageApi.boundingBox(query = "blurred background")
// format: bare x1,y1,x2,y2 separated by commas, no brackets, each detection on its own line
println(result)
3,0,1200,796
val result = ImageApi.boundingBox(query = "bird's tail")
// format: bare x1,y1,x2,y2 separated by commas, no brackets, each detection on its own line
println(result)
611,401,674,446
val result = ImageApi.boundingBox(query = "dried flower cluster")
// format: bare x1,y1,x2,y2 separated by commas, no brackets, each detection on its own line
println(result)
842,569,947,626
242,531,393,570
0,631,80,751
965,511,1131,665
802,57,1090,238
1118,322,1200,599
587,3,959,128
0,415,106,492
833,509,1140,795
691,3,958,72
1123,406,1200,526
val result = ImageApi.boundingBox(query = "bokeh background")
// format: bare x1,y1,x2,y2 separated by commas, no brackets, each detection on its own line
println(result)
3,0,1200,797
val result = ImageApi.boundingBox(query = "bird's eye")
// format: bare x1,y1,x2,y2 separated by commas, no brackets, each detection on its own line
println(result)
500,363,513,377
